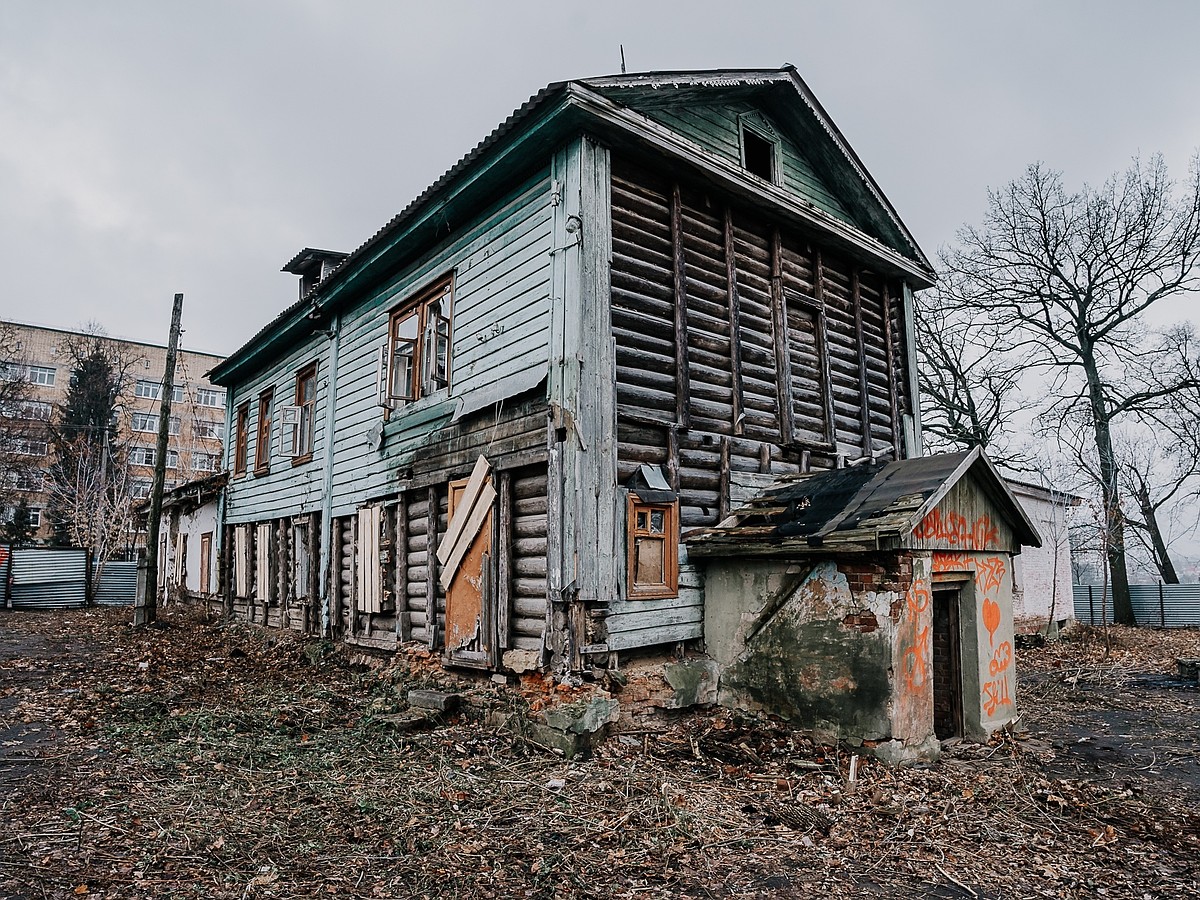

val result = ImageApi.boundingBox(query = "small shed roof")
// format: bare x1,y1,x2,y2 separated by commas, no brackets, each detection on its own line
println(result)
687,448,1041,558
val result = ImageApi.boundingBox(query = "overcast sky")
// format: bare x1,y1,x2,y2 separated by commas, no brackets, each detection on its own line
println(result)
2,1,1199,357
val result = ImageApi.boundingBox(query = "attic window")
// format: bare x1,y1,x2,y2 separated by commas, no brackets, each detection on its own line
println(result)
741,124,777,183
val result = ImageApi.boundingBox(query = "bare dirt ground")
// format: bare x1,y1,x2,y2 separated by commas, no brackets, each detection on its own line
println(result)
0,607,1197,900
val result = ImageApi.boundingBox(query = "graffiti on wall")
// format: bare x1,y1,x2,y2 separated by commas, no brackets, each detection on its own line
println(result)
930,551,1015,722
901,579,931,692
913,510,999,549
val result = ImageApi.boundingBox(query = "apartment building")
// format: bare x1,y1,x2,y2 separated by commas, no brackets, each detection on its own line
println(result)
1,319,226,543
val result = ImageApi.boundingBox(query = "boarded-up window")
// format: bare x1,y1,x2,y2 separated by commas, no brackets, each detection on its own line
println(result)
199,532,212,594
626,494,679,600
786,294,830,444
255,523,272,603
234,525,250,598
357,506,384,614
292,521,309,599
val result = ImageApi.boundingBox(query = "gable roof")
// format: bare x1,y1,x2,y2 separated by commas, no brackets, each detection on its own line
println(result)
211,66,933,386
687,447,1042,558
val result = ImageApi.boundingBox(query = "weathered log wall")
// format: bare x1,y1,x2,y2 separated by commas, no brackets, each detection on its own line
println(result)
610,156,908,531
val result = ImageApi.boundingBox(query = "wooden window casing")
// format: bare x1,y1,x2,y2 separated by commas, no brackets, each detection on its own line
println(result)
387,275,453,407
234,403,250,476
293,362,317,464
254,388,273,475
199,532,212,594
626,494,679,600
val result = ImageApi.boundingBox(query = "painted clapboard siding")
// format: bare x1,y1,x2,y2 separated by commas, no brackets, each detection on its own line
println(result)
225,334,329,523
606,548,705,651
327,168,554,517
624,100,857,227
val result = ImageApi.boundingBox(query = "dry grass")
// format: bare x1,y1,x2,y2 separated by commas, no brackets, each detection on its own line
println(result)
1,608,1197,899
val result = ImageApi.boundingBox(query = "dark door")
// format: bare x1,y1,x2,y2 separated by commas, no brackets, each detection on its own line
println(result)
932,586,964,740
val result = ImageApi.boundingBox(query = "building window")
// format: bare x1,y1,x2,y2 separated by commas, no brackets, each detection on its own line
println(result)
131,412,158,433
172,384,186,403
255,388,273,474
6,470,44,492
740,119,779,184
165,449,180,469
168,416,180,435
626,495,679,600
26,365,56,386
293,362,317,462
130,480,152,500
129,446,156,467
194,451,219,472
196,419,224,440
234,403,249,475
0,400,52,421
27,508,41,528
387,276,452,405
135,379,161,400
196,387,223,408
13,438,49,456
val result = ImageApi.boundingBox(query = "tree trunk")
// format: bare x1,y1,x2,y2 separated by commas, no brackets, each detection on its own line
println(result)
1135,482,1180,584
1082,349,1136,625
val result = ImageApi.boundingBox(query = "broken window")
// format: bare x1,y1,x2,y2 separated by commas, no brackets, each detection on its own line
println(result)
385,275,453,406
741,121,778,184
627,495,679,600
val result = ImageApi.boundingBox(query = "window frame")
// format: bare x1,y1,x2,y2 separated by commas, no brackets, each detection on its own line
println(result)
626,493,680,600
386,275,453,408
234,402,250,476
739,116,781,185
254,388,273,475
292,361,318,465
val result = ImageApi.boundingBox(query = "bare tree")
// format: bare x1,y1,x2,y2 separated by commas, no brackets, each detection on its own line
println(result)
940,154,1200,625
915,278,1034,470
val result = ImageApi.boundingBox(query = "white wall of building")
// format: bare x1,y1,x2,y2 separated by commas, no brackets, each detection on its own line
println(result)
1009,482,1075,629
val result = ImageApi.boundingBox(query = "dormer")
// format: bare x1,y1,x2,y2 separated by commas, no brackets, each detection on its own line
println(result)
282,248,349,299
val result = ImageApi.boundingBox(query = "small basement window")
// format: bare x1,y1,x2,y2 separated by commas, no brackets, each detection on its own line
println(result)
627,495,679,600
741,124,777,183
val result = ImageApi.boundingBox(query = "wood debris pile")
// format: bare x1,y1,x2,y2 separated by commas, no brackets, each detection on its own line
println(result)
0,609,1196,898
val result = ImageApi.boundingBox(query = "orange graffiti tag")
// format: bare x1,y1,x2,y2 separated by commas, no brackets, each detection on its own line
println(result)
982,640,1014,716
982,598,1002,646
905,581,931,615
989,640,1012,676
932,553,972,573
913,510,999,549
982,674,1012,716
902,625,930,691
975,556,1006,596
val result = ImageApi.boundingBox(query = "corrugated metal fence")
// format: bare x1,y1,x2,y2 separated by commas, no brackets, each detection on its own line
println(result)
4,548,90,610
1074,583,1200,628
92,560,137,606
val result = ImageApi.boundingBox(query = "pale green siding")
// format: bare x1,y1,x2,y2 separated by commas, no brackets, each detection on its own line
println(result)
327,168,554,517
629,100,857,226
224,334,329,523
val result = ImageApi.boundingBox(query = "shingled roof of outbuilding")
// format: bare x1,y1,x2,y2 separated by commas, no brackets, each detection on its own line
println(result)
686,448,1041,557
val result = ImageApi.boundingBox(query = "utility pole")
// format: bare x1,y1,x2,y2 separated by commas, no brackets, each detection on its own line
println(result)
134,293,183,627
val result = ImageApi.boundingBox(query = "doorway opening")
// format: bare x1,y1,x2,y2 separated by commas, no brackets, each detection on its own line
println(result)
932,585,964,740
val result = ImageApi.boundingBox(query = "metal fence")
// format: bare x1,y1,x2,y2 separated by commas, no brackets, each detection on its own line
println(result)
5,547,90,610
92,560,137,606
1073,583,1200,628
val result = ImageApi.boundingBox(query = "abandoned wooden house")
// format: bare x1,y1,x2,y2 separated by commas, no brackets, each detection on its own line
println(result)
207,67,1038,760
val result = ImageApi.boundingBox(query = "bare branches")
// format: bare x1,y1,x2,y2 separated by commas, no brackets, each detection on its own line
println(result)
927,154,1200,623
